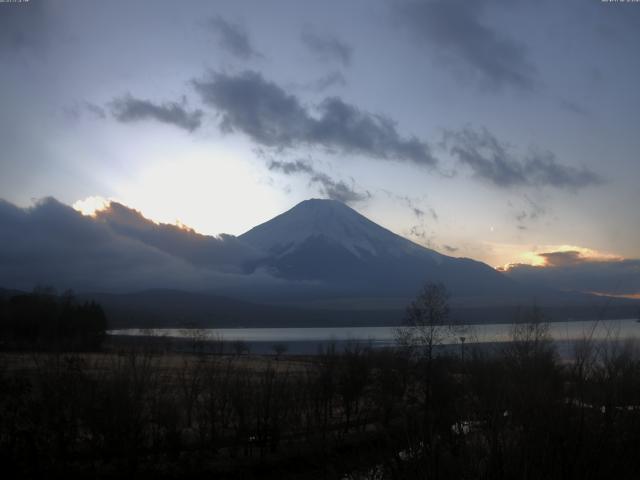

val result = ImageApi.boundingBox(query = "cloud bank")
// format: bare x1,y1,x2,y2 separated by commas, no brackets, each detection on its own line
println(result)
0,198,277,293
93,202,261,271
505,251,640,296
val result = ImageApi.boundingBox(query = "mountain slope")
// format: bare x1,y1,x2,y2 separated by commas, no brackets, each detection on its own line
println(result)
240,199,519,298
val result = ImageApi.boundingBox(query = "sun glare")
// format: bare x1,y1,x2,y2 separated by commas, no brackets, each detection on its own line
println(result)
112,150,283,236
72,196,111,216
498,244,624,271
73,195,203,233
174,219,195,232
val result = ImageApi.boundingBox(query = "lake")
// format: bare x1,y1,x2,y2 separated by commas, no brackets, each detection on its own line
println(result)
109,318,640,355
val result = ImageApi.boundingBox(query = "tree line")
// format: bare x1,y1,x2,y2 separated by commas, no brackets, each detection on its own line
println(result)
0,287,107,350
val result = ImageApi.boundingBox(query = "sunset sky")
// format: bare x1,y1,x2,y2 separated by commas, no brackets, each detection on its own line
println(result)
1,0,639,269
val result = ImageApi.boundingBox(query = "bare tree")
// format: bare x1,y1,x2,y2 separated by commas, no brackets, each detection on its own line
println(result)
396,282,456,363
394,282,461,476
504,305,555,366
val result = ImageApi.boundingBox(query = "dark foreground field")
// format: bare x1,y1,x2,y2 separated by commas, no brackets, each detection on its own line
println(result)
2,328,640,480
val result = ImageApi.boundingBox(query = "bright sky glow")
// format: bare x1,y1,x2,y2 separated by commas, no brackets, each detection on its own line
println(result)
72,196,111,217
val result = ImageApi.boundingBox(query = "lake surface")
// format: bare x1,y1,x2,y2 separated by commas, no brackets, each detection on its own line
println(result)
109,318,640,354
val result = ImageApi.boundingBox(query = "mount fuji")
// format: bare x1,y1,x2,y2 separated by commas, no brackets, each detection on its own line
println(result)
239,199,519,299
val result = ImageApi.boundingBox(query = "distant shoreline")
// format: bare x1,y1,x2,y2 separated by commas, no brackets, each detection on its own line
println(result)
108,318,640,356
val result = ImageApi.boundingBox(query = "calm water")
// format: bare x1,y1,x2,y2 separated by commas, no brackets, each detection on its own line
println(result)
110,319,640,354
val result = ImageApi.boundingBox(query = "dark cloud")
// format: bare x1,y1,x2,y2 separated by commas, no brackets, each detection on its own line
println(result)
312,97,436,165
268,160,369,204
538,250,584,268
0,198,202,292
0,198,277,293
393,0,536,91
206,16,260,60
109,95,203,132
442,127,603,190
193,70,437,167
301,30,352,66
505,253,640,296
267,159,314,176
193,71,308,146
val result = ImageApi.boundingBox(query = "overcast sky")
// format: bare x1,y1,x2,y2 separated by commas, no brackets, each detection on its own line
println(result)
1,0,639,269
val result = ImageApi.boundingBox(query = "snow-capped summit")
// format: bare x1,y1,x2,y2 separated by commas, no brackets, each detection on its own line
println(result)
240,198,441,260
